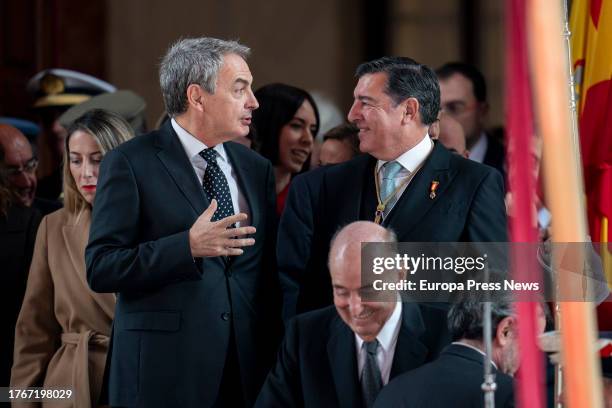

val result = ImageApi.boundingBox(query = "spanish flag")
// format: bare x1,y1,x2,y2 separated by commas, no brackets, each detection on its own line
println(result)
571,0,612,285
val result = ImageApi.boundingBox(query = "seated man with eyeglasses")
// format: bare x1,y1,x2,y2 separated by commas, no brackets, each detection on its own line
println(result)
0,124,61,215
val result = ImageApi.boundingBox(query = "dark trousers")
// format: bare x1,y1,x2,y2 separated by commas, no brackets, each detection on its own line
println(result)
213,325,244,407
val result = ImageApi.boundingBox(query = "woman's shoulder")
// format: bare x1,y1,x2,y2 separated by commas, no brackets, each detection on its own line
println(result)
43,207,88,229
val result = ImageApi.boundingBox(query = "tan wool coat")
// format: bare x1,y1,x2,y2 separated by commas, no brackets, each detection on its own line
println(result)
10,208,115,408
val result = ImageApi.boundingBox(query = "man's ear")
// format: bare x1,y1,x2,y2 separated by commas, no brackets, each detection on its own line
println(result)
496,316,516,346
186,84,206,113
401,98,420,125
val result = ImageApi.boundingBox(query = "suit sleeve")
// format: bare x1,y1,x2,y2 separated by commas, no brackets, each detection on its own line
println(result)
277,174,315,323
86,149,202,293
11,216,62,400
465,168,508,242
254,318,303,407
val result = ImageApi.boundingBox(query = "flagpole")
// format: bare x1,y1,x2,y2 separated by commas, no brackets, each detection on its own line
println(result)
505,0,545,406
563,0,582,160
481,262,496,408
527,0,604,406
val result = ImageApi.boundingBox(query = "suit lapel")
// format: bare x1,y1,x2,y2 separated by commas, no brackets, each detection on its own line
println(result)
155,121,208,216
390,303,429,379
327,317,362,408
62,210,115,317
358,156,379,222
328,154,376,224
224,142,259,228
384,143,456,238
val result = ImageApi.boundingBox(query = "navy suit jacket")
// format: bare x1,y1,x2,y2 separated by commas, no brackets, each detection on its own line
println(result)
86,121,280,407
254,303,451,408
279,142,507,318
374,343,514,407
483,133,506,180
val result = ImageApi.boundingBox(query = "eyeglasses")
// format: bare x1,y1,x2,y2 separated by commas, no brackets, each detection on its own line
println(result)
4,158,39,178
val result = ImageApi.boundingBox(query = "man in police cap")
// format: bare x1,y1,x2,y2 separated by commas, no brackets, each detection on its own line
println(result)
27,68,115,200
58,90,147,134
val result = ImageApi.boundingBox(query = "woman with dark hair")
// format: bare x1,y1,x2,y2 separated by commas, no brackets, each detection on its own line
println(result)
252,83,319,215
11,109,133,408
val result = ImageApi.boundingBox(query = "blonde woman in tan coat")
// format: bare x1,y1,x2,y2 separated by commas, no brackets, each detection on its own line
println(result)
11,109,134,408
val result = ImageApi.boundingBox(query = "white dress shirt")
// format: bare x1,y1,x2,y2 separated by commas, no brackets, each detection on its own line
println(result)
355,301,403,385
171,118,250,225
376,134,434,218
468,131,488,163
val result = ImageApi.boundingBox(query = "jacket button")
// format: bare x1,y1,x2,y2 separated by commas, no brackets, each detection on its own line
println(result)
221,312,231,321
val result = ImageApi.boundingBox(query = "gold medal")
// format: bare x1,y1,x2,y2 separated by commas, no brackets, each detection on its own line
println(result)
374,203,385,225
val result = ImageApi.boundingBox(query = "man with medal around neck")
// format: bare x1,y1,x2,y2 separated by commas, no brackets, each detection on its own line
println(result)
279,56,507,320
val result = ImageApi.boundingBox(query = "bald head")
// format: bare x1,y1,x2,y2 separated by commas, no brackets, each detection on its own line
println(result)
328,221,398,341
0,124,29,150
329,221,395,267
0,124,37,207
437,114,468,157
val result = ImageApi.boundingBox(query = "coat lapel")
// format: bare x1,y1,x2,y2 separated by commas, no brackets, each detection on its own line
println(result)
327,317,362,408
155,121,208,216
358,155,379,222
389,303,429,379
62,210,115,317
384,143,457,239
224,142,259,228
327,154,376,225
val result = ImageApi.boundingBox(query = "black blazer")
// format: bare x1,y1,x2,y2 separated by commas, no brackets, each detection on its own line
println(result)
277,165,329,323
0,204,41,387
254,303,451,408
374,343,514,407
86,121,280,407
483,133,506,180
279,142,507,317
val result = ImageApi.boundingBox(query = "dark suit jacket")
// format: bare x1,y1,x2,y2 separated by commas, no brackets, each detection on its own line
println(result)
280,142,507,316
483,133,506,181
277,165,329,323
85,121,280,407
254,303,451,408
0,204,41,388
374,343,514,407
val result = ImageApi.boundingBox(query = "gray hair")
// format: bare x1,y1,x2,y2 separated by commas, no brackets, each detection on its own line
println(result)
447,291,516,341
159,37,251,116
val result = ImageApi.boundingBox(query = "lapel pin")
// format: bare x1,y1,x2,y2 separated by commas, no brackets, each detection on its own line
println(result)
429,180,439,199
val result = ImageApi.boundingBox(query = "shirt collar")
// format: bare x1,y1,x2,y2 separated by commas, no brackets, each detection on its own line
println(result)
468,131,488,163
377,134,433,174
451,341,499,369
355,301,403,353
171,118,228,163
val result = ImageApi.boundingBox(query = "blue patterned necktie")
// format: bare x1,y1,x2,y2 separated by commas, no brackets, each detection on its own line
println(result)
199,148,235,222
380,161,404,218
361,339,383,408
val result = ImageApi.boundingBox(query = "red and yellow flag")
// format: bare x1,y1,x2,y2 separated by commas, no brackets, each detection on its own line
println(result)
571,0,612,283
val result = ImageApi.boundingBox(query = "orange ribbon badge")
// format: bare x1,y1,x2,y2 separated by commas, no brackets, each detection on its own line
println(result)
429,180,439,199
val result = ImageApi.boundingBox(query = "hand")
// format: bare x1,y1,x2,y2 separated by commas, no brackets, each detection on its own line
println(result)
189,199,256,257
